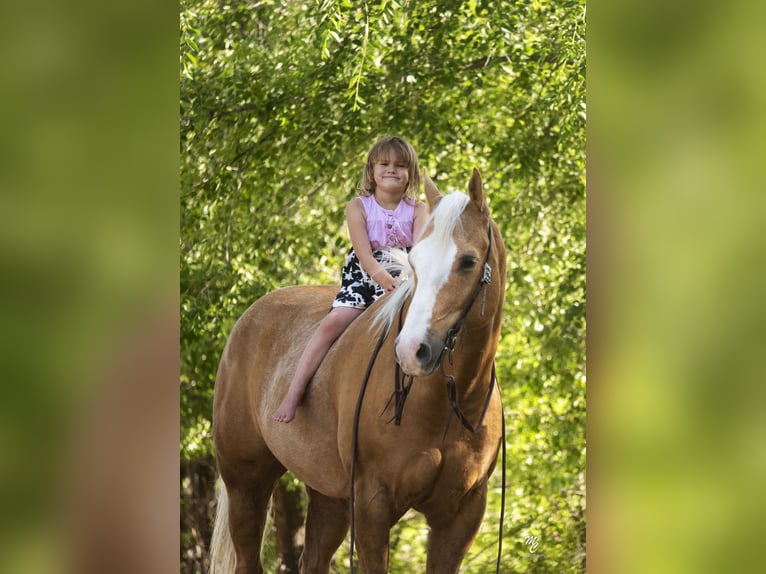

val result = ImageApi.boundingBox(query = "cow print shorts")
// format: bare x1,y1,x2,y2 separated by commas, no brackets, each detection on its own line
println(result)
332,249,396,309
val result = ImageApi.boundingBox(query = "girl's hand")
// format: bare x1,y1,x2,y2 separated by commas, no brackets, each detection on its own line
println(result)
380,272,396,293
384,277,397,293
371,268,397,293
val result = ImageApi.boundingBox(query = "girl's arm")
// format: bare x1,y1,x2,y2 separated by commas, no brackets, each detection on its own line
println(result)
345,198,397,291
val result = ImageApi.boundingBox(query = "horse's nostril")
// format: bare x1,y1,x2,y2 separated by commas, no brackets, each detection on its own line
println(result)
416,344,431,363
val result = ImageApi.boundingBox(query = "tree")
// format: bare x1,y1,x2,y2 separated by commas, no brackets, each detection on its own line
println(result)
181,0,585,571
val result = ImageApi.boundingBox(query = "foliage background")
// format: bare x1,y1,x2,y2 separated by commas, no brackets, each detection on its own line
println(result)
1,0,762,573
181,0,586,572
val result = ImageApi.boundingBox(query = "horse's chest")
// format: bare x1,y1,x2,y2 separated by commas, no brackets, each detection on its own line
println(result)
388,443,489,503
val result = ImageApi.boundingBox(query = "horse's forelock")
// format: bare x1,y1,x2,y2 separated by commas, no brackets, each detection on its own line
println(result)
427,192,470,249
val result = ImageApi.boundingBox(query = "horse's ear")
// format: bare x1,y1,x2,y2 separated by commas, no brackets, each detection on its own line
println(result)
468,168,486,213
423,171,442,209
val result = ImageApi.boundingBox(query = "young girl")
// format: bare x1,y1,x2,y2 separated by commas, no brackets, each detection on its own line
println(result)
273,136,427,423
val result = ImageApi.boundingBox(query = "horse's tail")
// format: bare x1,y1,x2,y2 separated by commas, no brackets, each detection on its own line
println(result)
208,479,236,574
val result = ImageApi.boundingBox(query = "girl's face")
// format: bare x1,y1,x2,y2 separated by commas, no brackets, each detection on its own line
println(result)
372,155,409,195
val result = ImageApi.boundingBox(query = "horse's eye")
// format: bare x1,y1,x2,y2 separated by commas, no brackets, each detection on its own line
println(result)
458,255,478,272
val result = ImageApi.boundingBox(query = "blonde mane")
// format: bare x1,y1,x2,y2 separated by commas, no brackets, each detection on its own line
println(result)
371,192,470,334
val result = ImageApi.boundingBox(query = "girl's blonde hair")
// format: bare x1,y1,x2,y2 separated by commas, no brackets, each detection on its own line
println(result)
358,136,421,200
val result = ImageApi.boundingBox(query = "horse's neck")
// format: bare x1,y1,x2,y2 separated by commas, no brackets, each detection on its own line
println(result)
451,295,503,389
455,330,497,378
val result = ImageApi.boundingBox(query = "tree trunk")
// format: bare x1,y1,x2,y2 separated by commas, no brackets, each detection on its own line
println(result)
180,457,217,574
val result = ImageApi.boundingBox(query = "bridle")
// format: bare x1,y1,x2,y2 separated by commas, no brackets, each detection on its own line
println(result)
349,220,507,574
385,221,494,434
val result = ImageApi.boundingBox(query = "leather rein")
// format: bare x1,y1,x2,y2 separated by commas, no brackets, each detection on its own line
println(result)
349,222,507,574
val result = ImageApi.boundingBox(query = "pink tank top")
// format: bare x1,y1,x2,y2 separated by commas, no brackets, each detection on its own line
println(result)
359,195,416,250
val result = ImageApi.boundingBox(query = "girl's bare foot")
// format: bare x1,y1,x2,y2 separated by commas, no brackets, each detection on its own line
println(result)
272,395,300,423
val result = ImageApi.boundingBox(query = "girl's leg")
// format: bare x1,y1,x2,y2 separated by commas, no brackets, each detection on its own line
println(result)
273,306,363,422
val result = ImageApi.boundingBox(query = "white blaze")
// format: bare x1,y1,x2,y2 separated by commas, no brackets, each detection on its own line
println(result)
395,232,457,371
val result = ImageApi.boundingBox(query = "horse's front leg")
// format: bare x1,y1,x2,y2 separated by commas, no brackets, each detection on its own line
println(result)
423,481,488,574
353,483,395,574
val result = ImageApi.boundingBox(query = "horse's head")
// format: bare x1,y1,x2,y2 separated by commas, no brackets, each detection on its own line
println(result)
395,168,504,377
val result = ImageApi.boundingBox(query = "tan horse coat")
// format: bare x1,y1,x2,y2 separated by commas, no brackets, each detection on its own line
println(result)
211,170,506,574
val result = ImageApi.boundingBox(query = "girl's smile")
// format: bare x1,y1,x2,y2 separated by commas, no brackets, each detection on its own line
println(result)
373,158,409,194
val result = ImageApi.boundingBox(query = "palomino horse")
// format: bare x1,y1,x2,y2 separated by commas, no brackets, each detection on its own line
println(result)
209,169,507,574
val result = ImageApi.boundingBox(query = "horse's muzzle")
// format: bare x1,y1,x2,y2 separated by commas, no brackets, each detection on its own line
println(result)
394,333,442,376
